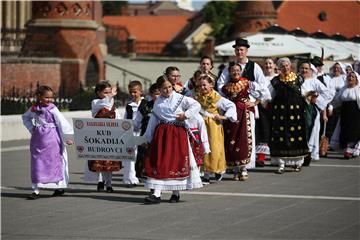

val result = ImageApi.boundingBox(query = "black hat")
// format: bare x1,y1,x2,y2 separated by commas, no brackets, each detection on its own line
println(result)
232,38,250,48
311,56,324,67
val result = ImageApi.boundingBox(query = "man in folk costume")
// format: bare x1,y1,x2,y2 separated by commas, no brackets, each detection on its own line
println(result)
217,38,271,179
311,55,334,156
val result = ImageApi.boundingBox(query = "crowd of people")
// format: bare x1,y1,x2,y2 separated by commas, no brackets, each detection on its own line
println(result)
22,38,360,203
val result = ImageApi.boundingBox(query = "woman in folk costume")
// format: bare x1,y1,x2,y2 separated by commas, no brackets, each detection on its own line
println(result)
143,76,203,204
22,85,74,199
84,81,121,193
268,58,309,174
256,57,278,167
330,71,360,158
327,62,347,149
222,62,263,181
299,61,334,165
194,74,237,183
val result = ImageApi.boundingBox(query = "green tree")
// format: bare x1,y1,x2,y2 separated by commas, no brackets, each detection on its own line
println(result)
203,1,238,44
102,1,128,16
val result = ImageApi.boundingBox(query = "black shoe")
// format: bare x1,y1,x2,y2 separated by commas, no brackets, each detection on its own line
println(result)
169,194,180,203
256,161,265,167
27,192,39,200
52,189,65,197
106,186,114,193
303,154,312,166
215,173,223,181
126,184,137,188
144,195,161,204
275,168,285,174
202,177,210,185
97,181,105,192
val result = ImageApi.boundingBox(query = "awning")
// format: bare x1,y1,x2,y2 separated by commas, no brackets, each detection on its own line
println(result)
215,33,360,60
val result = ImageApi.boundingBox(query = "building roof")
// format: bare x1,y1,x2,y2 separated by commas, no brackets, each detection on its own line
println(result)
103,15,191,42
277,1,360,38
125,1,194,16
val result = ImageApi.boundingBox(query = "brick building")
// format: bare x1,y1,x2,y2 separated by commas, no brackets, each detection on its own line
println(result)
1,1,107,98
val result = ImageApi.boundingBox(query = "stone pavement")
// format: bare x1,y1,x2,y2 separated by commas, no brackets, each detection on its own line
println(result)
1,139,360,240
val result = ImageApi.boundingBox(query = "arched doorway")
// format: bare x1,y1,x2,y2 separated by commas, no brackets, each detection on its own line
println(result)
85,55,99,87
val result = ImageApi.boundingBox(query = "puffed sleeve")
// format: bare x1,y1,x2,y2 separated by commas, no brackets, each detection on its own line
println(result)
314,79,335,110
22,108,34,134
182,96,201,119
51,107,74,136
91,96,114,117
250,63,272,101
216,97,237,122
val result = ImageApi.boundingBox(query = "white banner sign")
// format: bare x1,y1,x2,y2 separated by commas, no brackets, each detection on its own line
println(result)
73,118,135,161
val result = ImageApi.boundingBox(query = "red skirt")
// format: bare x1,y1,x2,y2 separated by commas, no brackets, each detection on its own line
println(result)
144,123,190,179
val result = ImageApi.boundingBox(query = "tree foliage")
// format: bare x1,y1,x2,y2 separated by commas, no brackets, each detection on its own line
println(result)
202,1,238,44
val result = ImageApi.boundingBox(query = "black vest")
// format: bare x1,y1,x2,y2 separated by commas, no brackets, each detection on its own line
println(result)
125,99,147,120
241,60,255,82
317,75,327,87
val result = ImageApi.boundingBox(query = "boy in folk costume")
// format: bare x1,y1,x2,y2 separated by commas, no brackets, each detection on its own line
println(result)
85,81,121,192
133,82,160,178
123,80,146,187
22,85,74,199
195,74,237,183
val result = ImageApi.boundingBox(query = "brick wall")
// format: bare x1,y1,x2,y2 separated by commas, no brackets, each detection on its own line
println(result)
1,60,61,97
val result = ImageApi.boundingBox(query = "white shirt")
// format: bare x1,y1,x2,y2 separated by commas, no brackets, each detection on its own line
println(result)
91,96,121,119
332,85,360,109
301,77,335,110
22,105,74,136
144,92,201,142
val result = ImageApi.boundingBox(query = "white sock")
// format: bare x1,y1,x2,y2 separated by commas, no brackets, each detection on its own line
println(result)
153,189,161,198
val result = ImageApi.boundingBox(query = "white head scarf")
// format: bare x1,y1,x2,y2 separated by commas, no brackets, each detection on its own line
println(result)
329,61,346,77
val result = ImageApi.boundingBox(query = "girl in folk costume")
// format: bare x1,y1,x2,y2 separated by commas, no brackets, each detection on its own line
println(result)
143,76,203,204
22,86,74,200
85,81,121,193
185,70,202,97
330,71,360,158
268,58,309,174
195,74,237,183
299,62,334,165
165,66,188,95
183,71,211,174
222,62,260,181
170,67,211,173
256,57,278,167
185,56,217,93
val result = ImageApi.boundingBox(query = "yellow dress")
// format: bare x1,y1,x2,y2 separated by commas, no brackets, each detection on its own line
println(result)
195,91,226,174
